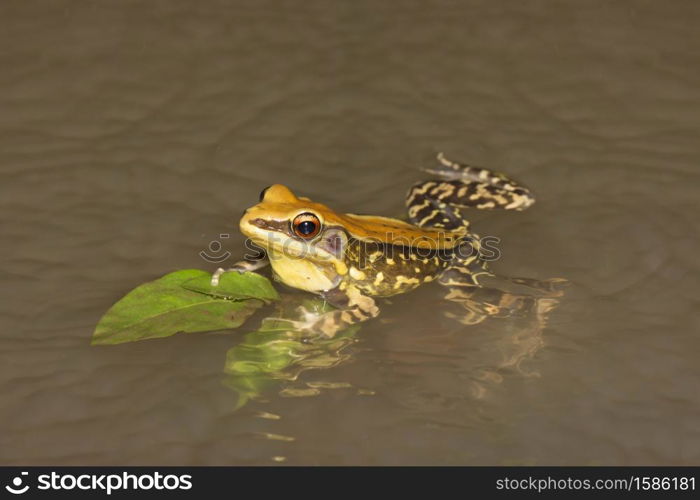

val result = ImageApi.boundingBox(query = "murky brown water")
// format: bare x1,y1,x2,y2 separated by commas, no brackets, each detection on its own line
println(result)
1,2,699,465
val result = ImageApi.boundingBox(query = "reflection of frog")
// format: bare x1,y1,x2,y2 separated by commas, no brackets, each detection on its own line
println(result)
222,296,360,408
222,288,563,409
214,153,561,337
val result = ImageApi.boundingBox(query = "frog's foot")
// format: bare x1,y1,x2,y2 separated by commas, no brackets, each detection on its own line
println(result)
210,258,269,286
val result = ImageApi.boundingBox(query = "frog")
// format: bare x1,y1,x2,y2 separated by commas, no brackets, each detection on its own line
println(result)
212,153,550,338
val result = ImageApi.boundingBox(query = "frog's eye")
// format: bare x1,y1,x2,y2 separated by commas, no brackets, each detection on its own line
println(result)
259,186,272,201
292,213,321,239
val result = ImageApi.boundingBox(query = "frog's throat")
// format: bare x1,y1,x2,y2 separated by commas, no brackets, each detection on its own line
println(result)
246,234,349,276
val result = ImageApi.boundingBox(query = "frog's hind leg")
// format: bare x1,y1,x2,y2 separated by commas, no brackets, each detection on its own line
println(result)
406,193,471,230
406,153,534,225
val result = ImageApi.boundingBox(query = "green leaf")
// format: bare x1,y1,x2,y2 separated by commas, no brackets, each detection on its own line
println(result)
182,271,279,302
92,269,271,345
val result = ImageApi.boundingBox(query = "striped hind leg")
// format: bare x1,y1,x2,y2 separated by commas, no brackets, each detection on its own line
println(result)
406,153,535,229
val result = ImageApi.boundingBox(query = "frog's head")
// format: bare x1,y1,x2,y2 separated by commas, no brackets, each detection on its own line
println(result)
239,184,349,272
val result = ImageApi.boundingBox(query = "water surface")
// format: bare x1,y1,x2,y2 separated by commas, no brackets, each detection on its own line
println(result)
1,1,698,465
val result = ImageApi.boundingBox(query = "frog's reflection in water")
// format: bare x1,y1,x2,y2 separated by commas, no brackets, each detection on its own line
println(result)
416,277,567,401
223,278,567,408
222,296,360,409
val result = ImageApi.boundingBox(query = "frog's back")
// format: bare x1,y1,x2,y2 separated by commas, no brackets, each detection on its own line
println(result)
338,213,466,251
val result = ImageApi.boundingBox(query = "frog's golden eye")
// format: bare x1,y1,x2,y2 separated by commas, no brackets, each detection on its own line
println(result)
259,186,272,202
292,213,321,239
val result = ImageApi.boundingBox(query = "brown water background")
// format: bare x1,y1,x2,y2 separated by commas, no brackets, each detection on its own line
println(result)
1,1,698,465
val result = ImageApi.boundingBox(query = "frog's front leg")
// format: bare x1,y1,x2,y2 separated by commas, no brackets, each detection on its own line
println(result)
211,253,269,286
292,285,379,339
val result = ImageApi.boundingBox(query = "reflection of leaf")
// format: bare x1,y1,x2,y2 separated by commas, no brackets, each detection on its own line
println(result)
92,270,274,345
222,296,359,408
222,374,278,411
182,271,279,302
